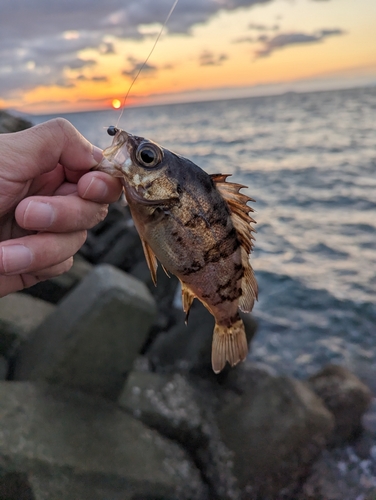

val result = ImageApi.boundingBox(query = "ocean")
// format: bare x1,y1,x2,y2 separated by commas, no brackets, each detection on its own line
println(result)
33,86,376,385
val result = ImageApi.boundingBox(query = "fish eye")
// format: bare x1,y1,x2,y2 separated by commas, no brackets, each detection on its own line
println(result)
107,126,118,136
136,143,162,168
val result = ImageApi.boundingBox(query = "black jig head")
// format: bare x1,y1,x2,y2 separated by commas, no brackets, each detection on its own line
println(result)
107,126,119,136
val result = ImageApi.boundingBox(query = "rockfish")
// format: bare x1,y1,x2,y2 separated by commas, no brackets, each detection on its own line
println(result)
96,127,258,373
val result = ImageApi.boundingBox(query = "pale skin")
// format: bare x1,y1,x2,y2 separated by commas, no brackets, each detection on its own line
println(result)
0,118,122,297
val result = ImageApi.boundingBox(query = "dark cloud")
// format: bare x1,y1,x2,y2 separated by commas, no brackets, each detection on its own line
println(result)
76,74,108,82
99,42,116,55
255,29,345,57
233,36,255,43
122,57,158,78
199,50,228,66
248,22,279,31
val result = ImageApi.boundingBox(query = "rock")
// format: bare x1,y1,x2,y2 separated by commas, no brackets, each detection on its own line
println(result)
23,254,93,304
79,204,142,267
0,472,34,500
308,364,373,443
0,356,8,380
119,371,205,445
119,370,240,500
147,300,257,375
0,110,32,133
130,260,179,343
298,447,376,500
0,381,208,500
216,368,335,498
80,202,179,348
14,265,157,400
0,293,55,357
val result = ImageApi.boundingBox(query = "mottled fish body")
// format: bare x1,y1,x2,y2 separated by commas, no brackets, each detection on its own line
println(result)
96,128,257,373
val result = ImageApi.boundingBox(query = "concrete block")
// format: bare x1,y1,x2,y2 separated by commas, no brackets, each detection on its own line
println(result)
14,265,157,400
24,254,93,303
0,382,208,500
0,293,55,356
0,356,8,379
119,371,240,500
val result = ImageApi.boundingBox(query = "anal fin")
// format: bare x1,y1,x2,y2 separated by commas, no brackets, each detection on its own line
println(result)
180,281,196,324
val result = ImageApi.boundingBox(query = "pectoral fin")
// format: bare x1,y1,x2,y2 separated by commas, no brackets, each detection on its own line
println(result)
140,238,158,286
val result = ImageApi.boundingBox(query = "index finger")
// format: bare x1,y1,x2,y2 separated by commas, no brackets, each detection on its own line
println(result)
0,118,103,183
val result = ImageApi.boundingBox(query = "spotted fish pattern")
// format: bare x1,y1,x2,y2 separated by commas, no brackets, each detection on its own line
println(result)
96,128,258,373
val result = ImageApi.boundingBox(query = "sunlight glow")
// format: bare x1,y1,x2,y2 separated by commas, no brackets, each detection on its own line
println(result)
112,99,122,109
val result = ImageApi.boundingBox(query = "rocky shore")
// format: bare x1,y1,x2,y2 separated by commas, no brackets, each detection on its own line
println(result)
0,112,375,499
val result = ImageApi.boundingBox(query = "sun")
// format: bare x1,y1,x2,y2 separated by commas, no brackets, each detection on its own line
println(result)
111,99,122,109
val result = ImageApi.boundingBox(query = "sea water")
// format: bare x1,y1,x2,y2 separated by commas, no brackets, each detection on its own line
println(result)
33,86,376,383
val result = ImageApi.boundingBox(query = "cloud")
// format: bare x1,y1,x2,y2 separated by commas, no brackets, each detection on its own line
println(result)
0,0,337,98
199,50,228,66
255,28,345,57
248,22,279,31
122,57,158,78
233,36,255,43
0,0,272,97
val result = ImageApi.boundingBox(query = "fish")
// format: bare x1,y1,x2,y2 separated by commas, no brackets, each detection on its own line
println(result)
95,126,258,373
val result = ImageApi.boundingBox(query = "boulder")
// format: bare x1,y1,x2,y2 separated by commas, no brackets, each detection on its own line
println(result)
119,370,240,500
80,202,179,347
0,381,208,500
216,366,335,498
79,204,142,267
0,356,7,380
14,265,157,400
0,110,32,133
0,293,55,357
24,254,93,304
298,447,376,500
308,364,373,443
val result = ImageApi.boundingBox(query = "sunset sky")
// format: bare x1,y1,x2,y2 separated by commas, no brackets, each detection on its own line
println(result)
1,0,375,114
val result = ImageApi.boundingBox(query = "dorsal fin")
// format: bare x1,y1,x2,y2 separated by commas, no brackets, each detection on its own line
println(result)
140,237,158,286
211,174,258,312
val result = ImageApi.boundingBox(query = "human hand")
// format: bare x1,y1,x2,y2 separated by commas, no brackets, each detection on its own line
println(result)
0,118,122,297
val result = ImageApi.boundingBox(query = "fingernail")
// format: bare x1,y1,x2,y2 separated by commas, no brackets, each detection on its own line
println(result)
24,201,55,229
82,177,109,201
92,145,103,164
1,245,33,274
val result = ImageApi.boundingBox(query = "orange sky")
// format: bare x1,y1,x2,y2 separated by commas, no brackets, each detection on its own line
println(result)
1,0,375,114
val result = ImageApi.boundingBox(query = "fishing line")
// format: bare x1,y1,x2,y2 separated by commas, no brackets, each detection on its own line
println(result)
115,0,179,127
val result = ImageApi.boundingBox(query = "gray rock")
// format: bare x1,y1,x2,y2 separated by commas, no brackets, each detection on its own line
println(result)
0,293,55,357
0,110,32,133
308,364,373,443
14,265,157,400
119,370,240,500
298,447,376,500
217,368,335,498
0,357,8,380
0,381,208,500
0,472,34,500
147,300,257,375
24,254,93,304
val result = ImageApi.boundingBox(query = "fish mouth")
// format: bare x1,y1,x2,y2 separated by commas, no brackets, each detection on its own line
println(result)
93,129,131,177
123,181,176,207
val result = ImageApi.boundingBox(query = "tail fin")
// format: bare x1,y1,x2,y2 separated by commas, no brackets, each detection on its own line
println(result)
211,319,248,374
